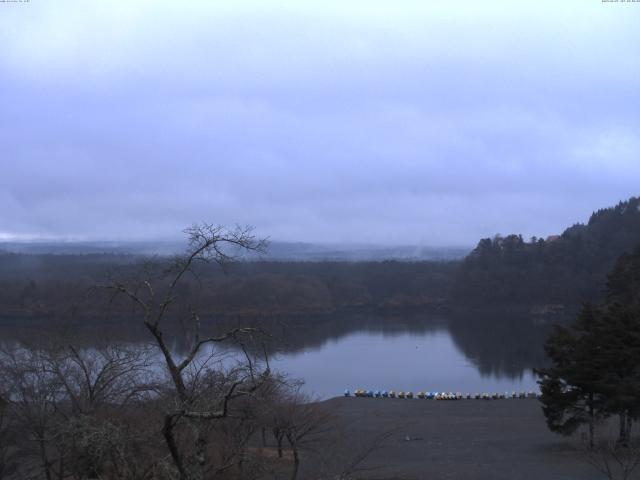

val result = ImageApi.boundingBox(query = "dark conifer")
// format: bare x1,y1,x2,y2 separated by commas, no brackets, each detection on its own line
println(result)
537,305,606,446
538,246,640,445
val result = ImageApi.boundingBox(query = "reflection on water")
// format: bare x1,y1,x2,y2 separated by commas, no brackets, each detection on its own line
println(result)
0,309,553,400
269,325,539,399
448,309,551,379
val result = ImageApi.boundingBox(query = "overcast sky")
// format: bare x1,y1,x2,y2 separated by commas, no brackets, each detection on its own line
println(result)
1,1,639,246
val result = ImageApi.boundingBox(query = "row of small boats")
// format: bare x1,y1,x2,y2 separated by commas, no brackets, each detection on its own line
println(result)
346,389,540,399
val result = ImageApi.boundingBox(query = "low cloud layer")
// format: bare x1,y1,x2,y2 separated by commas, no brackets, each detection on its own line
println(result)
1,1,639,245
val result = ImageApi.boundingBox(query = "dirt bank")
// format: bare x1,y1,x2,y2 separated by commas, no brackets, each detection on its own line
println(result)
321,397,604,480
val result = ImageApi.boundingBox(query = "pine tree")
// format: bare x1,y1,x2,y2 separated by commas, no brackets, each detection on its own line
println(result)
537,305,606,446
598,247,640,444
538,246,640,445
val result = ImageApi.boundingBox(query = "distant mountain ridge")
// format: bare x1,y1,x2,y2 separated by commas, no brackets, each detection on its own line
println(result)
0,240,470,262
453,196,640,307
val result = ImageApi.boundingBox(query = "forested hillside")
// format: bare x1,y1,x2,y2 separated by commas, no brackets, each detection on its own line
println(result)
0,254,455,320
453,197,640,307
3,197,640,322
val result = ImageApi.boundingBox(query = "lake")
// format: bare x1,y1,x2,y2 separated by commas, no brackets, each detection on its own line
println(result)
247,312,544,399
0,310,548,400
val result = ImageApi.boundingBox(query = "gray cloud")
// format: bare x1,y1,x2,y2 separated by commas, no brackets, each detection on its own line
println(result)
1,1,639,245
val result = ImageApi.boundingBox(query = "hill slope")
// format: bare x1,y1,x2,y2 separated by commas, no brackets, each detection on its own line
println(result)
453,197,640,307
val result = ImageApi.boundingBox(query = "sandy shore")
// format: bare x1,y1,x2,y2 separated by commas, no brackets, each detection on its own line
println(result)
321,397,604,480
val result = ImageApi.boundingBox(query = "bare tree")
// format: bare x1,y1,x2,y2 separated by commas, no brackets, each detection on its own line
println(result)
47,341,163,479
0,344,67,480
280,390,333,480
261,384,390,480
102,224,271,480
0,224,348,480
0,393,18,480
56,406,170,480
0,337,166,480
581,434,640,480
42,340,159,413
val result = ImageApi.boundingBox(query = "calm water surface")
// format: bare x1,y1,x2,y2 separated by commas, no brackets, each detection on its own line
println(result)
268,327,539,399
0,312,545,400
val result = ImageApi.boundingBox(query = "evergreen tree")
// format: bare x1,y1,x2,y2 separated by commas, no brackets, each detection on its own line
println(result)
598,247,640,443
537,305,606,446
454,196,640,306
538,246,640,445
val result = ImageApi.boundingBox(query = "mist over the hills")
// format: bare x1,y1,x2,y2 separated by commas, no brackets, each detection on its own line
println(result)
0,240,470,261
